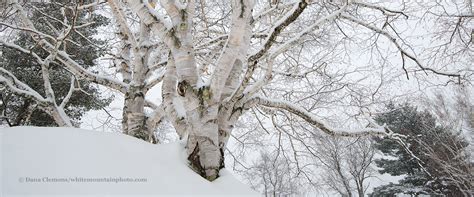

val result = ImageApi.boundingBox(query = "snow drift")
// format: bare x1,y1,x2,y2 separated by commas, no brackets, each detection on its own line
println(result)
0,127,258,196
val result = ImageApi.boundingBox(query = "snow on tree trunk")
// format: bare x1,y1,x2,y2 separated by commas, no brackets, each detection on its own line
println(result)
174,57,221,181
3,0,468,184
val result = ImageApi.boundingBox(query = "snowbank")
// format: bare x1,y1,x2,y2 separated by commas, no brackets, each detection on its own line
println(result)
1,127,258,196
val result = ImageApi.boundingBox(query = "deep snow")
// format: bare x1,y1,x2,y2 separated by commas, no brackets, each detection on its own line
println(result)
0,127,258,196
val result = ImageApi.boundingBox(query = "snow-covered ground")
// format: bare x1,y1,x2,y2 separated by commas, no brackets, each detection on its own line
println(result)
0,127,258,197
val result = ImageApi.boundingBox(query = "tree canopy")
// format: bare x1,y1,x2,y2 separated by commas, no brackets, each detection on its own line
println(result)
0,0,472,184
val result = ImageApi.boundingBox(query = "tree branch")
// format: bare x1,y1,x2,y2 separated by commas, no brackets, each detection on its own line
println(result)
227,2,349,115
12,1,129,93
0,68,47,103
341,14,462,81
253,96,393,138
59,75,76,109
227,0,309,106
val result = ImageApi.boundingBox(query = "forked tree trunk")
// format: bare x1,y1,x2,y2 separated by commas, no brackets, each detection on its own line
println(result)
122,0,253,181
121,85,160,144
120,19,155,142
174,82,223,181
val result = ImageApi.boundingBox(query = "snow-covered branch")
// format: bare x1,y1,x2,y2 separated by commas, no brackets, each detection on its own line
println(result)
55,52,129,93
145,72,165,93
249,1,308,62
124,0,172,46
59,75,76,109
11,1,129,93
253,96,392,138
244,4,348,100
227,0,309,106
353,1,408,17
77,0,106,10
40,53,58,105
0,38,75,127
0,67,73,127
0,68,48,103
252,95,434,178
223,2,349,123
0,40,45,64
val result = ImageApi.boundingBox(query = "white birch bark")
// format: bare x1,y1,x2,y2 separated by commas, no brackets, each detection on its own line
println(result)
3,0,469,183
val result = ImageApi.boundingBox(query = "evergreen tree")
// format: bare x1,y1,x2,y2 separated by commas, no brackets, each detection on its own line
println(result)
0,1,111,126
370,103,472,196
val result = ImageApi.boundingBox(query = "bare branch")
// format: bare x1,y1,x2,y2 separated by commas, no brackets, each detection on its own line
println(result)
341,14,462,81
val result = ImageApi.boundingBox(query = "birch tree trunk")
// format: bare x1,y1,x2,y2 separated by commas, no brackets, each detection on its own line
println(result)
3,0,469,183
123,85,148,140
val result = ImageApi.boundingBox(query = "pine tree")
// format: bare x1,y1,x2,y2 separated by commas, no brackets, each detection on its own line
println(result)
0,1,111,126
370,103,472,196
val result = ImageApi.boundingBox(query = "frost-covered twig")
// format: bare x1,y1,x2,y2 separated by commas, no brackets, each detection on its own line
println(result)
238,1,307,94
244,3,348,100
254,96,389,137
341,14,462,81
353,1,408,18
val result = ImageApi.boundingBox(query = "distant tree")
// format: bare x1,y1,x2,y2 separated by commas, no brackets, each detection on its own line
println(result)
0,0,111,127
243,151,302,197
313,135,376,197
371,103,472,196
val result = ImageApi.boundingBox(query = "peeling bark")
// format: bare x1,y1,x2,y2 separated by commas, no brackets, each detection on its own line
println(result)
123,85,149,141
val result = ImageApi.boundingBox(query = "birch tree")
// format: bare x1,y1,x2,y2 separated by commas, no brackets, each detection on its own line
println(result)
1,0,471,181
